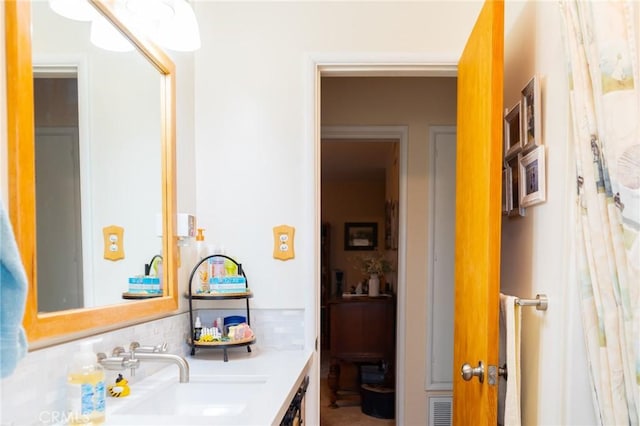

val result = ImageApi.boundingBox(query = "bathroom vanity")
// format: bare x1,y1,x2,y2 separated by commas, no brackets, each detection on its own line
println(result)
105,347,312,425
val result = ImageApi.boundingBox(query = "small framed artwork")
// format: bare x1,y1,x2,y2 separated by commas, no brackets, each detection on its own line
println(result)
519,146,546,207
502,167,512,216
521,75,541,152
384,200,398,250
507,155,525,217
344,222,378,251
504,101,522,160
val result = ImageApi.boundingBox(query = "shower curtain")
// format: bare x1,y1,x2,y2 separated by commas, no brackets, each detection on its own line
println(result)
559,1,639,424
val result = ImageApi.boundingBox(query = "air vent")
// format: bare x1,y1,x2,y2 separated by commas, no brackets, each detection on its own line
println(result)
428,396,452,426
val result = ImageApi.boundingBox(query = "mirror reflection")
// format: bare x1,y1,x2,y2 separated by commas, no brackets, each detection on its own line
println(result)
31,0,163,312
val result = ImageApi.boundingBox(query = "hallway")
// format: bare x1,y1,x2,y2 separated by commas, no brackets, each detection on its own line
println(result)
319,352,395,426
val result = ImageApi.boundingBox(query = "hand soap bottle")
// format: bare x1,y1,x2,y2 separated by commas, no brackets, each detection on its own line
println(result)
66,343,106,425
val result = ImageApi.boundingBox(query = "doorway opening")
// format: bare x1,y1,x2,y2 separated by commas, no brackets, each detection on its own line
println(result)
311,64,458,425
33,70,84,312
319,128,402,424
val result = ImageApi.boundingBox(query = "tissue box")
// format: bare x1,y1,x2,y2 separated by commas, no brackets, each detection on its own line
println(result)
209,284,247,294
208,276,247,293
128,276,162,294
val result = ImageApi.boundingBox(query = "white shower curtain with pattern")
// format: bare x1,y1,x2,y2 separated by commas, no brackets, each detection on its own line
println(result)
559,1,639,424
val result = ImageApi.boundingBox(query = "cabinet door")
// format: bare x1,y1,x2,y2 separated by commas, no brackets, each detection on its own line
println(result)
329,300,394,361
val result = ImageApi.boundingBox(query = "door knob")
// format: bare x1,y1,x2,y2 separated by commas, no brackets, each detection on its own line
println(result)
461,361,484,383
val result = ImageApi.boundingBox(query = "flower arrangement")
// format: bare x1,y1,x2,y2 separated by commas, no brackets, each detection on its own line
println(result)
354,252,394,277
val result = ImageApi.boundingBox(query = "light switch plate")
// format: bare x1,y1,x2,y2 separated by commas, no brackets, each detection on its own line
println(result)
103,225,124,261
273,225,295,261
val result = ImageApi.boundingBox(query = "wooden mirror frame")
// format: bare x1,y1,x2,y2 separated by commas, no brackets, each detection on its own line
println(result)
5,0,178,347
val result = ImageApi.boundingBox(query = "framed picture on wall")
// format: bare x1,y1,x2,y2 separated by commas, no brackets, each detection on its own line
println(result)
384,200,398,250
503,101,522,160
344,222,378,251
502,167,512,216
519,146,546,208
521,75,542,152
507,155,525,217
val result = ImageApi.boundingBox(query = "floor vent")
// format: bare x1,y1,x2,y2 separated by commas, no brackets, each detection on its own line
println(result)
428,395,452,426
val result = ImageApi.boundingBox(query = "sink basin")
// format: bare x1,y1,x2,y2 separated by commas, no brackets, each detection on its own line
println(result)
112,375,268,417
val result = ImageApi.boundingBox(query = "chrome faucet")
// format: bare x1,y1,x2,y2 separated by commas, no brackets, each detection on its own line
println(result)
97,346,140,373
129,341,190,383
97,342,189,383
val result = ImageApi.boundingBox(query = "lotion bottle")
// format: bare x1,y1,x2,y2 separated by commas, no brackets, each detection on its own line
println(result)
66,343,106,425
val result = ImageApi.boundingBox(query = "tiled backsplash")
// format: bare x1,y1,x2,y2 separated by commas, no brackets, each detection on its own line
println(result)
0,309,303,425
195,308,305,351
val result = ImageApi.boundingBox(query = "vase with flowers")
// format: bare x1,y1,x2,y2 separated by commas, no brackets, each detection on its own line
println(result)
354,252,394,296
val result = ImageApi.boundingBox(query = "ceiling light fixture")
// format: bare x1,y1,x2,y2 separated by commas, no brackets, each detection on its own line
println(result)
50,0,201,53
152,0,200,52
125,0,175,23
90,14,135,52
49,0,98,21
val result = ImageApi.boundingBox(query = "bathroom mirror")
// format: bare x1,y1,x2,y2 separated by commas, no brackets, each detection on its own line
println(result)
5,0,178,346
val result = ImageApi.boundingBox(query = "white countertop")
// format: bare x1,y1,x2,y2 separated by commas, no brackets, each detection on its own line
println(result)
105,347,313,426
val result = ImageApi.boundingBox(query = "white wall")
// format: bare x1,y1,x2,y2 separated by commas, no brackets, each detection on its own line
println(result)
192,1,482,309
502,1,595,425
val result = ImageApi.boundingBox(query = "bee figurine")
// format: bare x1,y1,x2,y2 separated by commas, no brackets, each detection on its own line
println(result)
107,374,130,398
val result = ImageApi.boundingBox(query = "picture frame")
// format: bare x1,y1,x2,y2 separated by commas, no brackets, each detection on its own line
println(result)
503,101,522,160
507,155,525,217
344,222,378,251
502,167,512,216
384,200,398,250
521,75,542,152
519,146,546,208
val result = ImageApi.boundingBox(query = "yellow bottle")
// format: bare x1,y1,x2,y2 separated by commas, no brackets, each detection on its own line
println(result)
195,228,209,293
66,348,106,425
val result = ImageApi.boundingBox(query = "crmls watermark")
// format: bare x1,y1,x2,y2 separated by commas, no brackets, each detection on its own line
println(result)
38,411,90,425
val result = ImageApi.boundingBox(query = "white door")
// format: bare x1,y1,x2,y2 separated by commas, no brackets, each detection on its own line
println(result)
35,126,84,312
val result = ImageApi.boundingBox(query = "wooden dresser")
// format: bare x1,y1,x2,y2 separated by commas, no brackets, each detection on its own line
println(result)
327,295,395,407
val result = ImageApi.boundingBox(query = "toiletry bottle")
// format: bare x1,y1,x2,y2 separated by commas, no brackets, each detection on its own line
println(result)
152,251,163,287
216,316,224,336
224,251,238,276
212,246,226,279
67,344,106,425
194,316,202,341
195,228,209,293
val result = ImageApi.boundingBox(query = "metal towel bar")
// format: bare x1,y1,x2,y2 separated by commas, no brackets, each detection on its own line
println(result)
514,294,548,311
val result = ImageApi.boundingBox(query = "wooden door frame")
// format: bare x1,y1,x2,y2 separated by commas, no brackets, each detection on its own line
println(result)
307,55,458,425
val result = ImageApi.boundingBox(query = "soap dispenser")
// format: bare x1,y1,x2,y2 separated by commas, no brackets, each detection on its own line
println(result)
66,343,106,425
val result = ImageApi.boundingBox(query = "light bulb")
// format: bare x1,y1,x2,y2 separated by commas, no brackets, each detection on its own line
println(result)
90,15,135,52
49,0,98,21
154,0,201,52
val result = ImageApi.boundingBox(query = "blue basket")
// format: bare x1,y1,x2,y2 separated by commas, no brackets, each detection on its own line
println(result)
224,315,246,326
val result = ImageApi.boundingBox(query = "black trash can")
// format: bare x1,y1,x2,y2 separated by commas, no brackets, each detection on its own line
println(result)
360,384,395,419
360,364,385,385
